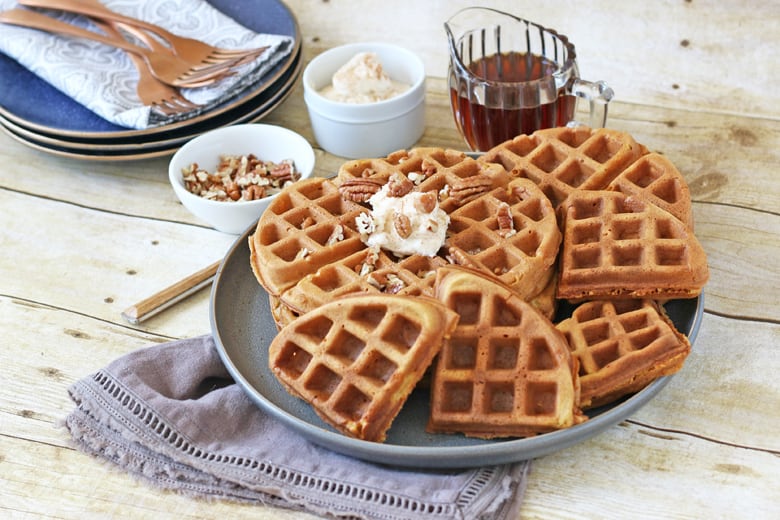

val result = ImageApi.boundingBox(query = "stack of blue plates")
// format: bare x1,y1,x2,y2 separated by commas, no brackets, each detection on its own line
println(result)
0,0,301,161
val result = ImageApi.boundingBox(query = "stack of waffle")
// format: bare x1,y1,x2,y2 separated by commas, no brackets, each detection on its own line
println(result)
250,126,708,442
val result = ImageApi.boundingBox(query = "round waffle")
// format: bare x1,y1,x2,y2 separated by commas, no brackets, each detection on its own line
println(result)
250,148,561,323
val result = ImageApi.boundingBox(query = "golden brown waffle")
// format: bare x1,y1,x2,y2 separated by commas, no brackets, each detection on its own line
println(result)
606,152,694,229
477,126,647,208
249,176,367,297
268,294,459,442
276,177,560,318
446,178,561,300
279,248,448,316
253,148,562,320
428,267,585,438
336,147,511,214
556,299,692,408
557,190,709,301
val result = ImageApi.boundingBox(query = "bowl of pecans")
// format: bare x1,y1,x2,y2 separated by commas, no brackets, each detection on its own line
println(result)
169,124,316,234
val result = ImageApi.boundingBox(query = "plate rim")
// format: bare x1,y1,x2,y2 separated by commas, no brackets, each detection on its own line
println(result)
0,49,302,158
210,224,704,469
0,53,302,161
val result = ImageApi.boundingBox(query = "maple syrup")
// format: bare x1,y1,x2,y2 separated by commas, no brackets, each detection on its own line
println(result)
450,51,576,151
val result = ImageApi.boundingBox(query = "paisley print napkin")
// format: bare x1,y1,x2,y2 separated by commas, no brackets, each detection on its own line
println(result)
0,0,294,129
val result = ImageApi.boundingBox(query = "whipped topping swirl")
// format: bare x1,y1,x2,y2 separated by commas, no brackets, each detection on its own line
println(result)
356,183,449,257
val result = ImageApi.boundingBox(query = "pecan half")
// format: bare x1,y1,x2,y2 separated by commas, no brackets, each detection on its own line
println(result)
394,212,412,238
386,172,414,197
338,178,384,202
415,192,438,213
449,175,493,204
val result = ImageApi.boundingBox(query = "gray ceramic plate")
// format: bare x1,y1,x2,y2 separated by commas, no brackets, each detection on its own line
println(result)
211,225,704,468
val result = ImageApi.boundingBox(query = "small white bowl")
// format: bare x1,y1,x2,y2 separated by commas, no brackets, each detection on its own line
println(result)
169,124,315,234
303,42,426,159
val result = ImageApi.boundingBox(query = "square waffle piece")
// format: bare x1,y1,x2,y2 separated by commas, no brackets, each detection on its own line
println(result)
556,299,692,408
268,294,458,442
557,190,709,301
428,266,586,439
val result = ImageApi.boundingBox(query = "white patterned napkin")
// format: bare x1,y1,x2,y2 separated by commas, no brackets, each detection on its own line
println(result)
0,0,294,129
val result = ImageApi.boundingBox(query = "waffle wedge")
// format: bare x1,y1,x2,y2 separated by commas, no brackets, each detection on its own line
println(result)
556,299,692,408
606,153,694,229
477,126,647,208
428,267,585,438
268,294,459,442
249,176,366,297
557,190,709,301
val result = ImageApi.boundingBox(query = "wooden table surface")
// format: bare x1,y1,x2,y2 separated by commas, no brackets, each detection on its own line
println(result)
2,1,778,518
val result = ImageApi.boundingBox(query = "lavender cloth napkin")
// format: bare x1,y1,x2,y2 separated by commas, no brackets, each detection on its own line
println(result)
64,335,531,519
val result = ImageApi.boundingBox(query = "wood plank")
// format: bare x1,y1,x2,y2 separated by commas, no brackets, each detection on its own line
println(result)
0,436,318,520
524,420,779,519
285,0,780,118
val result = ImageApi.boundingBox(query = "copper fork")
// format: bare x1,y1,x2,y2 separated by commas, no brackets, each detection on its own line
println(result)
18,0,270,66
94,20,201,116
0,8,234,88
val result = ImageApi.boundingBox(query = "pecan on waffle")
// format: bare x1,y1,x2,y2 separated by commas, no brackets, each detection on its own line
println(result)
428,267,586,439
249,177,366,297
556,299,692,408
445,177,561,300
606,152,694,229
556,190,709,301
477,126,647,208
336,147,511,213
268,294,459,442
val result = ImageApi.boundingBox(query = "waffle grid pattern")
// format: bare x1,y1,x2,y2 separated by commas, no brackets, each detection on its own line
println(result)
557,190,707,299
429,268,580,438
556,299,691,408
250,177,366,296
269,296,457,442
477,127,646,207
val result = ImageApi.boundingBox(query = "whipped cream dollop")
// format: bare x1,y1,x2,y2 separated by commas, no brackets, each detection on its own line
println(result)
319,52,410,103
356,183,449,257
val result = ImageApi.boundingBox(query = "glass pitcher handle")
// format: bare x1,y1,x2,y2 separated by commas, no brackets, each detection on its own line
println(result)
569,79,614,128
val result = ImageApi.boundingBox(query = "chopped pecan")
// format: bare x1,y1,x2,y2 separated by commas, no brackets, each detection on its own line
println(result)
386,172,414,197
299,215,316,229
496,202,516,237
415,192,437,213
385,274,406,294
420,159,438,177
338,178,384,202
447,247,476,268
326,224,344,245
449,175,493,204
243,184,266,201
358,246,381,276
394,212,412,238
